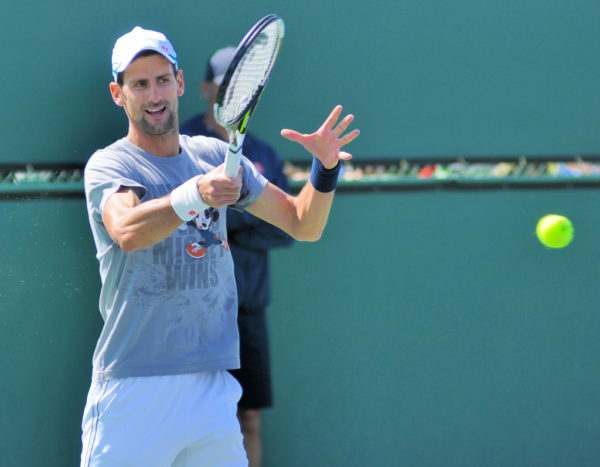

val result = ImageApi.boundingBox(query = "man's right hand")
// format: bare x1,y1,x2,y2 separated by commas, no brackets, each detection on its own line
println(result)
197,164,243,208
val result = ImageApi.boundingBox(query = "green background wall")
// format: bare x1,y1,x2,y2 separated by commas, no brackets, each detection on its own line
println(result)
0,199,102,466
264,189,600,466
2,0,600,465
1,189,599,466
2,0,600,163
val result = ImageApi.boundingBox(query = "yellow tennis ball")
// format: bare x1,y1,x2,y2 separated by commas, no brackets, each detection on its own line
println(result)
536,214,574,248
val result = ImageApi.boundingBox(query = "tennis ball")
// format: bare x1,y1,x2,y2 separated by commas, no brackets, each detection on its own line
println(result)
536,214,574,248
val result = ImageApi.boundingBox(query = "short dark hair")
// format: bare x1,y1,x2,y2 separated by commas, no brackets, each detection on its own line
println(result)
116,50,178,86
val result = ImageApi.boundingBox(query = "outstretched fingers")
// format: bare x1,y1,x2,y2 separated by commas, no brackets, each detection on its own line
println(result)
280,104,359,166
322,105,344,131
339,128,360,147
333,113,354,137
280,128,304,143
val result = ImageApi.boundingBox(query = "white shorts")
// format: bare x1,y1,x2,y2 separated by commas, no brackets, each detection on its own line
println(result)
80,371,247,466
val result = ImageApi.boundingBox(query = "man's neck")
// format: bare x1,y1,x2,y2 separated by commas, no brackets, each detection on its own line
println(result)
126,127,180,157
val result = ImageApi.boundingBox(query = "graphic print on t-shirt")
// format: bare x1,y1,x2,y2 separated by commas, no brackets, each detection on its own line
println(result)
184,207,229,259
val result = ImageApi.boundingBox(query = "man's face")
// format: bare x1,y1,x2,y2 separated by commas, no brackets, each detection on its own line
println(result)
111,54,184,136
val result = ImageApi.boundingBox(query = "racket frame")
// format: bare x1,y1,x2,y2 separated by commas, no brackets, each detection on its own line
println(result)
214,14,284,176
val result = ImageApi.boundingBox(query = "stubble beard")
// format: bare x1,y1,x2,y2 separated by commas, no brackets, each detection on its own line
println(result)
137,106,176,136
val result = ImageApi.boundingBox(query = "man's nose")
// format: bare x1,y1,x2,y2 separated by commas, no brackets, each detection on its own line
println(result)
148,84,161,102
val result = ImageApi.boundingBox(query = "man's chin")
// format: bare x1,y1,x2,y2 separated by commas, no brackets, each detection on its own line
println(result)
140,117,176,136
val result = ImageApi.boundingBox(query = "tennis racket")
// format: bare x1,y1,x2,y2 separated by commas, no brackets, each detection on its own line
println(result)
214,14,285,177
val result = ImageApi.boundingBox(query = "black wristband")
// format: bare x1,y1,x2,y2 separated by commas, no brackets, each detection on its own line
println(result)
310,157,341,193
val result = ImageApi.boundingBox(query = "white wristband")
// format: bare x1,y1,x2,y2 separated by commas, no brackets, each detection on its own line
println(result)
170,175,209,221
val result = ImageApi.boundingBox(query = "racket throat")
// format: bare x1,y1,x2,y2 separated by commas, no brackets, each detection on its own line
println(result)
239,112,251,133
229,129,246,152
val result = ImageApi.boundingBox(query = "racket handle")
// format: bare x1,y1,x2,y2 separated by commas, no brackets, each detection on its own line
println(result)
223,131,246,177
223,145,242,177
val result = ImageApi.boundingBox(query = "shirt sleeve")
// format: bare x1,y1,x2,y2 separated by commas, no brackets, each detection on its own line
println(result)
84,150,146,224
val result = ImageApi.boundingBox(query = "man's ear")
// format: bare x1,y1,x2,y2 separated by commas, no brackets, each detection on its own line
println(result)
109,82,124,107
177,70,185,97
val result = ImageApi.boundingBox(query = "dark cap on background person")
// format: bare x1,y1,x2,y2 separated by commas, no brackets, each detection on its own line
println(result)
204,47,236,85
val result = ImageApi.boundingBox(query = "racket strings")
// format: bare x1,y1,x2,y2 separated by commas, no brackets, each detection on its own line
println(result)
220,23,282,123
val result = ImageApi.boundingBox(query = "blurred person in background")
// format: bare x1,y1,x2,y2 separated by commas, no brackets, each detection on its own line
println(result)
181,46,293,467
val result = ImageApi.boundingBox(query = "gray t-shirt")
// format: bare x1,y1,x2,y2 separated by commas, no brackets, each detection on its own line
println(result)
84,135,268,381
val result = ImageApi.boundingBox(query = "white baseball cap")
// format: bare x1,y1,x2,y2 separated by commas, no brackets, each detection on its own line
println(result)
111,26,178,81
205,47,236,85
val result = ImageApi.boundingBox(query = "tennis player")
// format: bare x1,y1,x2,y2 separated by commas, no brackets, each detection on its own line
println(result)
81,26,359,466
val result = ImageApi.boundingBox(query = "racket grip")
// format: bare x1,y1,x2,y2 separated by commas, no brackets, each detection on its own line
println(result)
223,145,242,177
224,131,246,177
